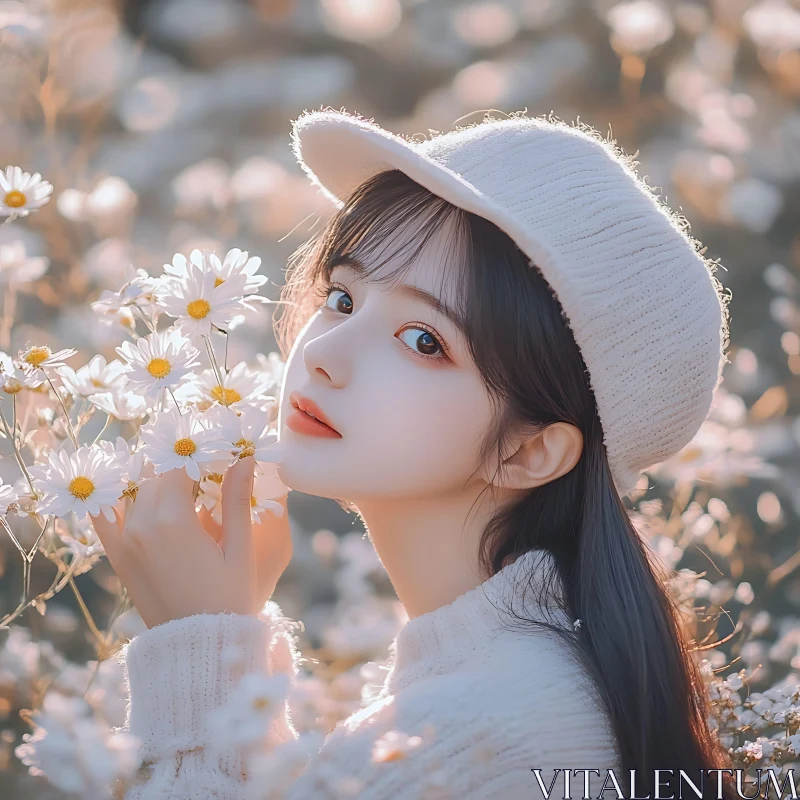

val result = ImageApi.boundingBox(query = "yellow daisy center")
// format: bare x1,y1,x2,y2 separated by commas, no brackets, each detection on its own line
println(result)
214,277,225,287
678,446,703,462
147,357,171,379
211,385,241,406
206,472,224,485
69,476,95,501
3,380,23,394
252,696,270,710
5,190,27,208
123,481,138,501
250,494,258,507
90,378,105,387
24,346,51,366
235,438,255,458
174,437,197,457
187,298,211,319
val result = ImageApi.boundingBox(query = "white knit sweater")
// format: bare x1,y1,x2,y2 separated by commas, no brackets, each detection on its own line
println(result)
118,548,621,799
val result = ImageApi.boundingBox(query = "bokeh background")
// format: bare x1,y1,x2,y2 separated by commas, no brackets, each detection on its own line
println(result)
2,0,800,796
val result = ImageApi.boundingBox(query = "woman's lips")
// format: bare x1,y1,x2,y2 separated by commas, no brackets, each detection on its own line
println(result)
286,392,342,438
286,408,342,438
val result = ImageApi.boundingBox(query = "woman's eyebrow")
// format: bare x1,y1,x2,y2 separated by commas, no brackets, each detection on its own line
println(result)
327,253,466,334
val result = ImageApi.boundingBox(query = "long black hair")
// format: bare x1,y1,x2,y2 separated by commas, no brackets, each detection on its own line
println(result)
274,168,735,798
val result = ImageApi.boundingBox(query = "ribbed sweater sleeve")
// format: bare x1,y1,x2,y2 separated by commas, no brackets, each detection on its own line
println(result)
117,550,621,798
120,605,299,799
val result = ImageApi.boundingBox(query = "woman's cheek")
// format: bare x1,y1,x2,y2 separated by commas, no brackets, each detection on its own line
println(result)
273,325,491,500
355,388,485,498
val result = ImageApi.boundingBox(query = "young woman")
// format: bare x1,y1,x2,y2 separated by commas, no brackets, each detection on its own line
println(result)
92,109,736,799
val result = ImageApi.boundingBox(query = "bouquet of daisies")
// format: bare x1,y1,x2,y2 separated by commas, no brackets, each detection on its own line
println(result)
0,168,289,632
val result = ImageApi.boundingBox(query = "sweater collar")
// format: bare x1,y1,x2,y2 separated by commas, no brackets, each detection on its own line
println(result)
383,548,575,693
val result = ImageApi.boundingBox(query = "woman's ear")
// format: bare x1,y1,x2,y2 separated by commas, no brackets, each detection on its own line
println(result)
491,422,584,491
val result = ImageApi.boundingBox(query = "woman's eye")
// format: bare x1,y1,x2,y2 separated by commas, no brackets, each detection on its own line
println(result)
397,327,446,359
321,283,448,362
324,288,353,314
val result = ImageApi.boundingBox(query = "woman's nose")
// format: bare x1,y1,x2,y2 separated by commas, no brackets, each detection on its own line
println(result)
302,326,352,388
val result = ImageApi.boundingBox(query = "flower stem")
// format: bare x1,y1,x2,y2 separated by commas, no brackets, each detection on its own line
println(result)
92,412,112,446
203,333,226,390
0,402,37,495
0,514,26,559
27,516,50,560
0,515,34,610
168,388,182,414
133,304,156,334
69,576,106,650
43,369,79,448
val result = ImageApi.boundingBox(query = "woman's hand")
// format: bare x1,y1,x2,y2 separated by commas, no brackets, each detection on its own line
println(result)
89,457,292,629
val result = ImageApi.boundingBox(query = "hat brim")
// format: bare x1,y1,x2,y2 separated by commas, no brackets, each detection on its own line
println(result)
289,109,560,279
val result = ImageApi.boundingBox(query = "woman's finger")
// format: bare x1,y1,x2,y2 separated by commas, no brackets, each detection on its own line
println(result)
156,467,197,513
198,503,223,544
89,506,122,553
221,456,255,570
251,495,291,558
251,494,292,602
125,475,159,534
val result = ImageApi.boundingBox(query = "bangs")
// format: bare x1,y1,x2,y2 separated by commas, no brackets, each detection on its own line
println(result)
275,169,471,357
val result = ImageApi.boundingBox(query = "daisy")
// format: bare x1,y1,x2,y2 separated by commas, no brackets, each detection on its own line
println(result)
177,360,274,411
165,247,267,293
245,734,323,798
156,261,247,339
199,462,288,525
17,345,78,373
89,390,149,421
0,166,53,218
138,407,229,481
98,436,154,502
205,404,279,462
372,730,424,763
115,329,201,398
214,247,268,293
91,301,136,331
6,477,39,519
162,248,266,330
163,248,212,280
208,672,290,749
0,350,43,394
52,516,106,577
14,691,142,798
249,465,289,523
29,445,127,522
0,241,49,285
55,355,129,400
198,471,225,519
256,351,287,388
91,268,165,316
0,477,19,515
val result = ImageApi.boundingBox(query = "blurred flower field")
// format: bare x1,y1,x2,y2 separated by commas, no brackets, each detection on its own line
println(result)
1,0,800,797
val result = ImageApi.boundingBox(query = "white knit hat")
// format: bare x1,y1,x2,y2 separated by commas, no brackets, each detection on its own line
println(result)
289,107,730,498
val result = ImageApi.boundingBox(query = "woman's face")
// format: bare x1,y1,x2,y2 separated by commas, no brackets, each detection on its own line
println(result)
275,216,497,504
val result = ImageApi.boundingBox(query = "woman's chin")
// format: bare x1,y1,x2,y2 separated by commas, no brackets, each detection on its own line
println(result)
274,462,344,501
